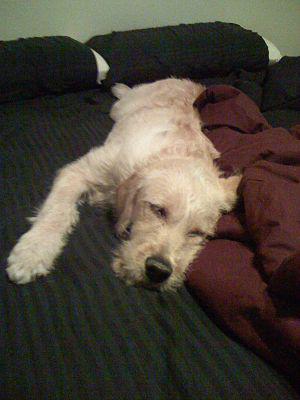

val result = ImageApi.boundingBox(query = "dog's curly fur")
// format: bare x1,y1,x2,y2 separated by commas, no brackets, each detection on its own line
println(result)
7,78,240,291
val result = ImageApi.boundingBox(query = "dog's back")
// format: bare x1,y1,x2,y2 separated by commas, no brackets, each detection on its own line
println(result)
110,78,205,122
106,79,218,180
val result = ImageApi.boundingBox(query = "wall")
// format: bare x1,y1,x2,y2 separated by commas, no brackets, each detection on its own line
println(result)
1,0,299,56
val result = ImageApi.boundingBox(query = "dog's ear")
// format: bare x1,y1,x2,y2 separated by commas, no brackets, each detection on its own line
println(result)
115,174,141,237
219,174,242,212
111,83,131,99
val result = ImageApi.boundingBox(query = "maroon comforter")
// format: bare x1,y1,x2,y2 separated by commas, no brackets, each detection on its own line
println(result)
188,86,300,386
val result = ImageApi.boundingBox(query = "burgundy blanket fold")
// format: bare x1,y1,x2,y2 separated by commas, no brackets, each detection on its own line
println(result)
188,85,300,386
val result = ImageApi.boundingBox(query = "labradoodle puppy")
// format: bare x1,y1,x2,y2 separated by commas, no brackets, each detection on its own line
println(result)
7,78,240,291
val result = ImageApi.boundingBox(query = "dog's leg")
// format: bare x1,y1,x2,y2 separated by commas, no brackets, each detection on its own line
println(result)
7,145,115,284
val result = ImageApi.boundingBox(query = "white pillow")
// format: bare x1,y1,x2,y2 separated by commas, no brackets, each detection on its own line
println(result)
262,37,282,65
90,48,110,83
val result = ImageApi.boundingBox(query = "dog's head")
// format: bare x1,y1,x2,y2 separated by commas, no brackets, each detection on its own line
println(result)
112,158,240,291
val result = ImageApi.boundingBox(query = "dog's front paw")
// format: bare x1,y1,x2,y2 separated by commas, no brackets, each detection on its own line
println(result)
6,231,58,284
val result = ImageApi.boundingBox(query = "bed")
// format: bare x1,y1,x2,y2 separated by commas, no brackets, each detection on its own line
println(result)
1,22,300,399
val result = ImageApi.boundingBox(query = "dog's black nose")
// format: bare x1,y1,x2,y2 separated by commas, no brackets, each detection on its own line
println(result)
145,256,172,283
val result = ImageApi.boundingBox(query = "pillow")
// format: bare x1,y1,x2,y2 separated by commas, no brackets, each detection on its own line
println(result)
0,36,108,104
90,48,110,84
262,56,300,111
201,69,266,108
262,37,282,65
86,22,269,87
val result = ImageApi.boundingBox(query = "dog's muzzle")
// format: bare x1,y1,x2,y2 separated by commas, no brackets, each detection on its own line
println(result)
145,256,172,283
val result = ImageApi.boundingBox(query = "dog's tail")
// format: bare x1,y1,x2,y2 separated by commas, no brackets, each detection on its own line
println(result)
112,83,131,99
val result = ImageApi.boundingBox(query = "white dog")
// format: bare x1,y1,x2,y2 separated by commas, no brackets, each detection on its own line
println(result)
7,78,240,291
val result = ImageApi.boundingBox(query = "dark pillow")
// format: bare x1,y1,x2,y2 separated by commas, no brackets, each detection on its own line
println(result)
86,22,268,87
201,69,266,108
0,36,98,103
262,57,300,111
263,109,300,129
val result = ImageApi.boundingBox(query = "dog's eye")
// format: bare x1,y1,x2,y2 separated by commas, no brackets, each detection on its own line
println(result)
118,223,132,240
188,229,205,238
149,203,167,219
